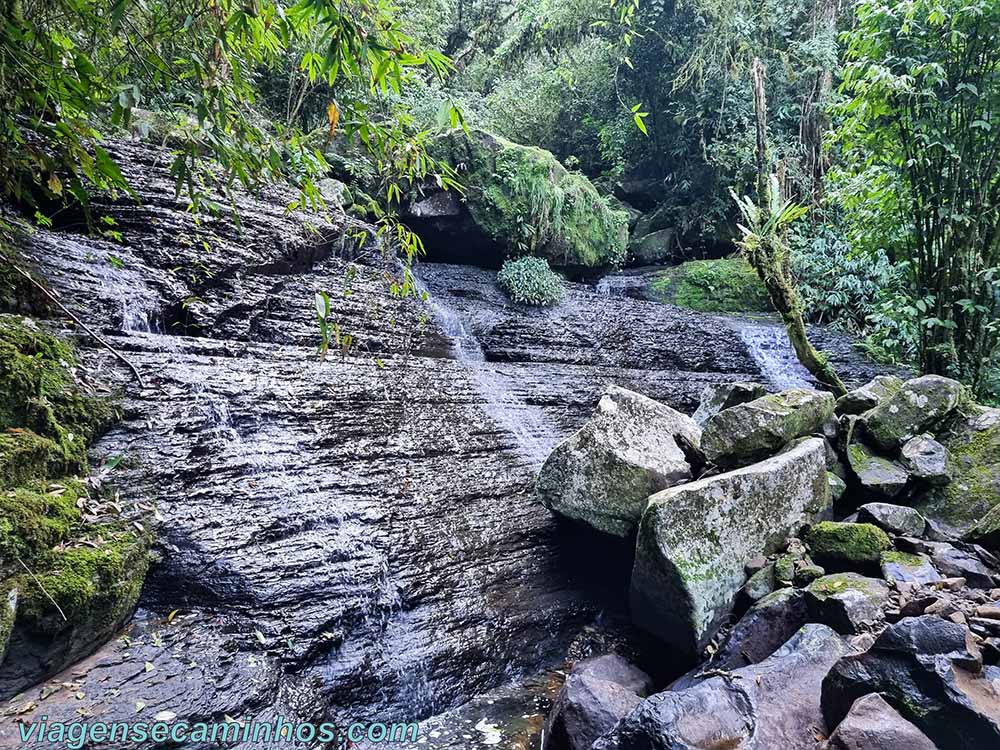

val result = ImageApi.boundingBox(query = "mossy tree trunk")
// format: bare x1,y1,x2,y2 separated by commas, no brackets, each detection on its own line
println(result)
747,59,848,397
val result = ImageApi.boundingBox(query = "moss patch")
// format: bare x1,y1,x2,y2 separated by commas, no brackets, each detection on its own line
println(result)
651,258,772,313
429,129,628,269
0,478,85,569
806,521,891,571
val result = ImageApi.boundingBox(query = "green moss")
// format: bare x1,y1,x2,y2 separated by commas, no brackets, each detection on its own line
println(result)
651,258,772,312
15,528,149,635
0,429,75,490
0,585,15,661
807,571,879,597
0,478,85,570
806,521,891,570
880,551,924,567
0,314,114,472
430,129,628,269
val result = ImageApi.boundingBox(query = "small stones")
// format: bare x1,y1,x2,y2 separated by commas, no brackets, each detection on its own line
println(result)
857,502,927,537
977,605,1000,621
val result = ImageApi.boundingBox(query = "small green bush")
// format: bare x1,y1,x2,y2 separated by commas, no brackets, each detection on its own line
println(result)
497,257,564,306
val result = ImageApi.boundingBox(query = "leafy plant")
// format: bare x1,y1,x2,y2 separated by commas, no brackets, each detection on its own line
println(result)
496,257,564,306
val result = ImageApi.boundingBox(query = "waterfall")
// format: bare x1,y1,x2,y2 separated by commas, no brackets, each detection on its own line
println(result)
732,320,812,391
414,273,561,469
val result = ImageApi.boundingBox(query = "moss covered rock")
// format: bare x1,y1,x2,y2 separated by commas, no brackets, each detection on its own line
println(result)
651,258,771,313
418,129,629,270
0,585,15,664
913,407,1000,535
805,521,891,572
0,478,84,569
860,375,964,451
846,442,909,499
805,572,889,634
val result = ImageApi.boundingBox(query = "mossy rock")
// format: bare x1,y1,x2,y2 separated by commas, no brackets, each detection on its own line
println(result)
914,407,1000,535
0,585,15,664
0,314,114,471
14,527,149,636
651,258,771,313
860,375,964,451
426,129,629,270
806,521,891,572
0,478,85,571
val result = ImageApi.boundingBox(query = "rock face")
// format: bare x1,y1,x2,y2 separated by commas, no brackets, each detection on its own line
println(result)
835,375,904,417
825,693,936,750
594,625,852,750
914,407,1000,535
630,438,829,661
701,389,836,468
536,386,701,537
822,616,1000,749
410,128,629,271
544,655,652,750
860,374,963,451
691,381,766,426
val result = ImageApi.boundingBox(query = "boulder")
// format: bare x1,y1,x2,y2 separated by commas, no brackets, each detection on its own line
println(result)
880,551,941,586
828,472,847,503
536,386,701,537
925,541,997,589
968,503,1000,555
834,375,904,417
824,693,936,750
593,625,852,750
673,588,809,690
856,503,927,537
740,563,776,606
806,573,889,634
805,522,891,573
822,616,1000,749
913,407,1000,535
413,129,629,269
846,443,909,499
630,228,677,265
630,438,829,661
544,655,654,750
691,382,767,427
860,375,963,451
900,434,950,485
701,389,836,469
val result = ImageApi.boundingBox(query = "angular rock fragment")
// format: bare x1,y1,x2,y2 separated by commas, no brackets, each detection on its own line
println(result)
879,551,941,586
691,381,766,426
860,374,963,451
900,434,950,485
857,502,926,537
835,375,904,417
846,443,908,499
825,693,936,750
536,386,701,537
806,573,889,634
631,438,829,661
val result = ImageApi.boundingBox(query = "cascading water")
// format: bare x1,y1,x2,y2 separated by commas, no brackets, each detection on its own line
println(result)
731,319,812,390
414,273,562,469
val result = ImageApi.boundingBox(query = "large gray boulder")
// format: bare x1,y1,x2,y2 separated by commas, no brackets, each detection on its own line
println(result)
691,382,766,426
860,374,963,451
900,434,950,485
701,389,835,468
825,693,936,750
630,438,829,661
846,442,909,499
835,375,904,417
536,386,701,537
593,624,852,750
857,502,927,537
822,616,1000,749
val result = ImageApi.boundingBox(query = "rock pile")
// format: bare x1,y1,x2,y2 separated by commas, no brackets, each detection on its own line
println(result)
537,374,1000,749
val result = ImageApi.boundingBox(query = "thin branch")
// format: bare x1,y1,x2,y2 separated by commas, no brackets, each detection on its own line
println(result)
16,556,68,623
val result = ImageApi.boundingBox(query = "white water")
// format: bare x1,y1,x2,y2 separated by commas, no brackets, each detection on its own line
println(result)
734,321,812,391
415,275,561,469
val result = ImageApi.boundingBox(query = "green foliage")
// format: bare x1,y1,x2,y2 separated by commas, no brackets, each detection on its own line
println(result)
653,258,770,312
497,257,564,307
835,0,1000,398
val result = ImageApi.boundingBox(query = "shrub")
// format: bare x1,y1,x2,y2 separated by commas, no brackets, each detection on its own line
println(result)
497,257,564,306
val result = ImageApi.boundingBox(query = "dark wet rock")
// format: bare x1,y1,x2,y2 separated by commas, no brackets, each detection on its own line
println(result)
860,375,963,451
880,551,941,586
846,443,909,499
822,616,1000,749
631,438,829,662
572,654,654,697
535,385,701,538
806,573,889,634
926,542,998,589
543,672,643,750
630,228,677,265
673,588,808,690
914,407,1000,535
701,389,835,469
857,502,927,537
900,434,950,485
806,522,891,573
691,381,766,426
795,563,826,586
824,693,936,750
835,375,904,417
594,624,852,750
